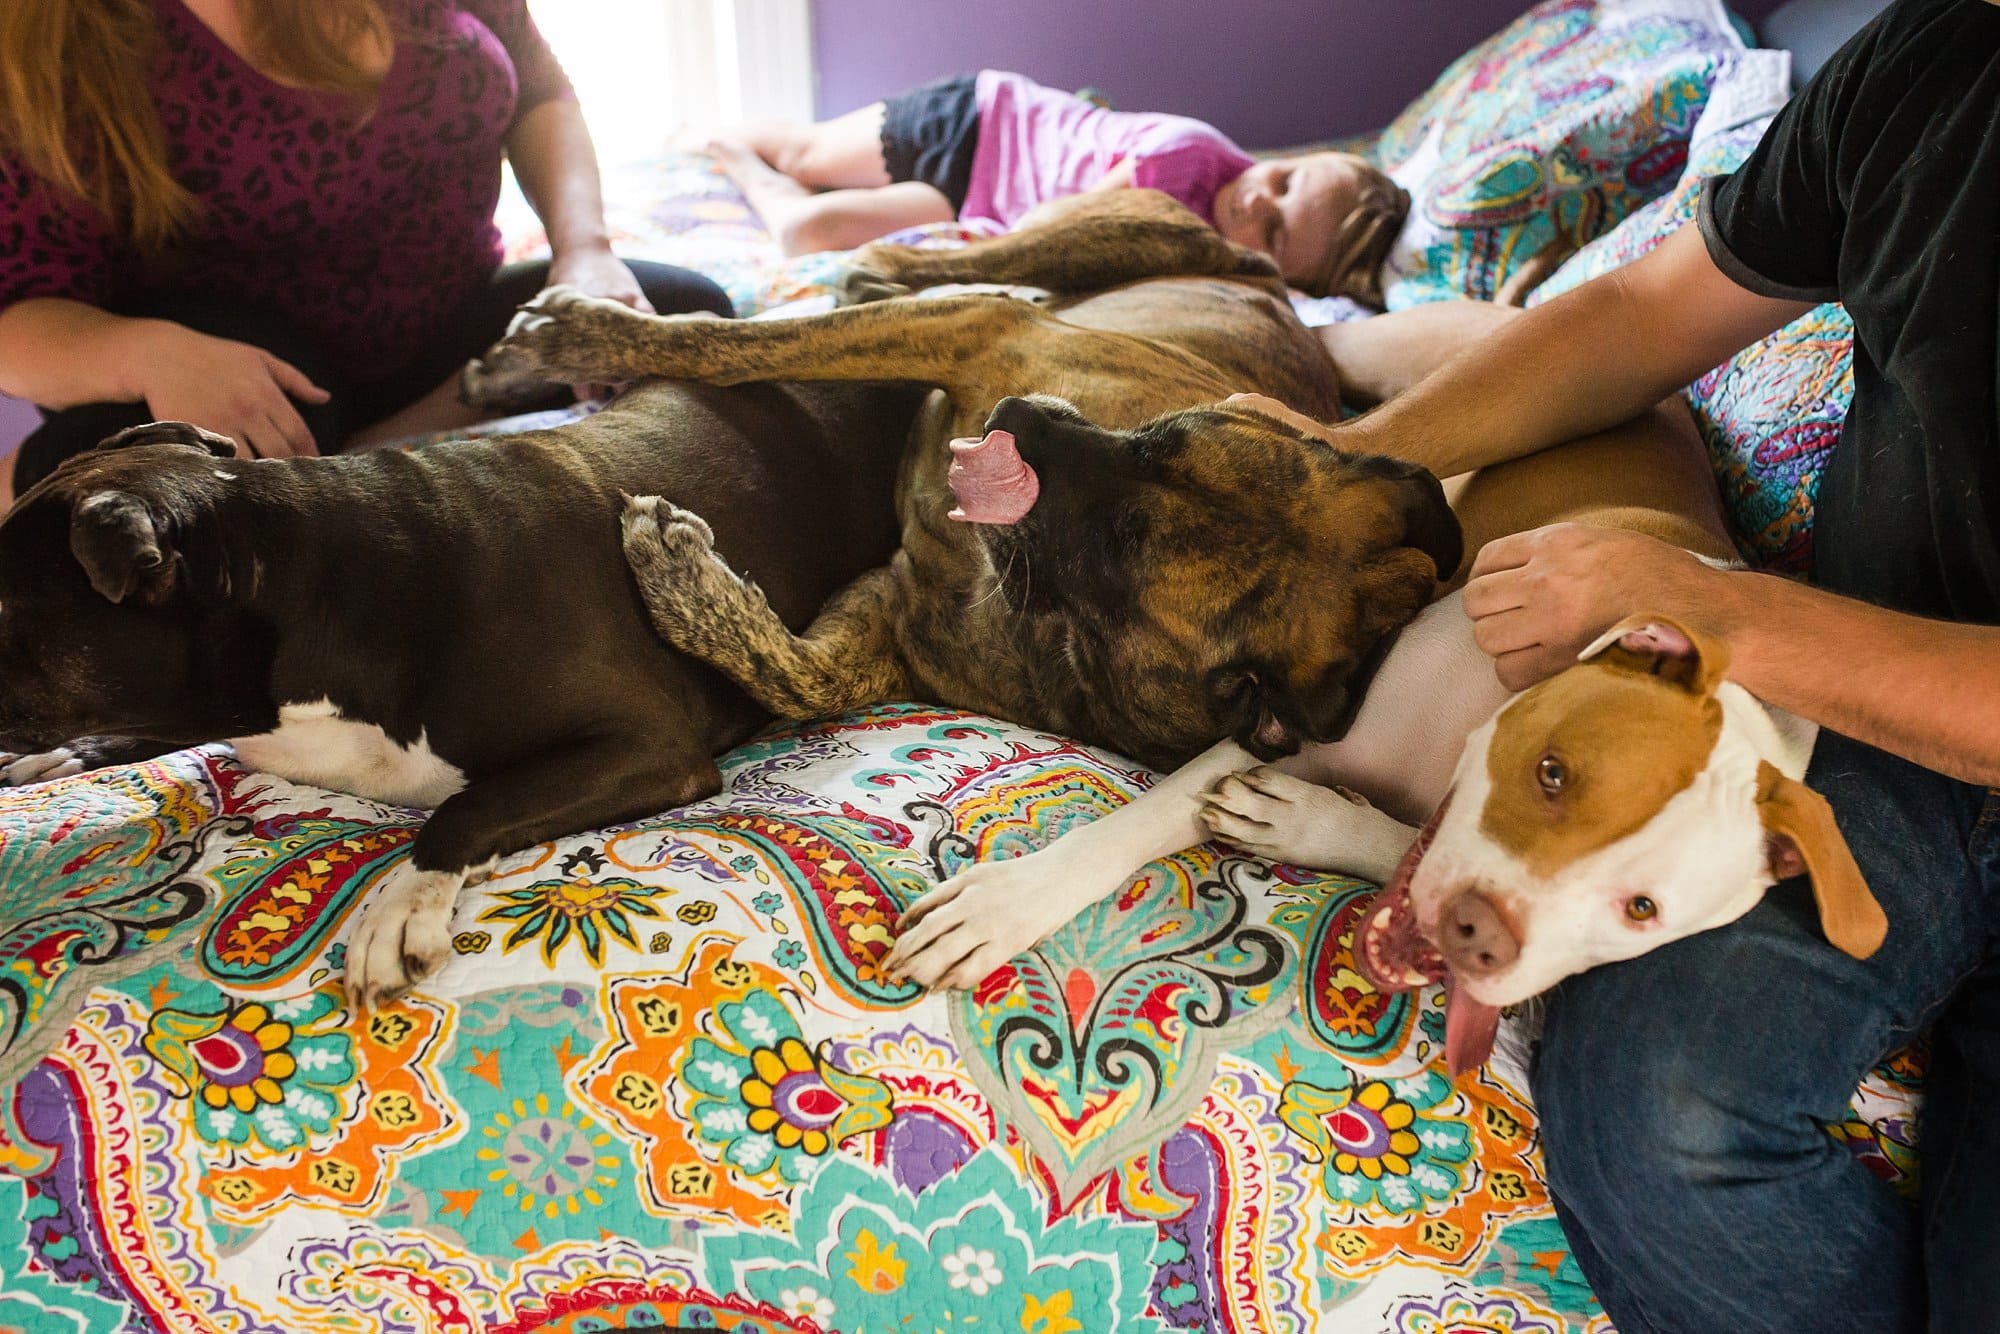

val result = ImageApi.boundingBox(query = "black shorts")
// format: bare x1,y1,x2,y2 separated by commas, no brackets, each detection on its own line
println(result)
880,73,981,214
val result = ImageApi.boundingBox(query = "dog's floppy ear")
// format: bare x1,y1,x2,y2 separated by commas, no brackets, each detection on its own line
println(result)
1756,760,1886,959
1390,466,1462,582
1235,629,1402,759
69,491,176,605
1578,614,1729,695
96,420,237,459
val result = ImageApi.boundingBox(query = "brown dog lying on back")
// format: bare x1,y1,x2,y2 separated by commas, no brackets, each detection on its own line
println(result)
465,191,1458,777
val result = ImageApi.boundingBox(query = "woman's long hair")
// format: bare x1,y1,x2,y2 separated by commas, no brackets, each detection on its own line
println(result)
0,0,391,250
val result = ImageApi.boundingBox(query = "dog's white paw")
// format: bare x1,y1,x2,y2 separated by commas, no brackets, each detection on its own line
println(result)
1201,768,1415,883
1,749,84,787
882,851,1111,991
344,861,464,1009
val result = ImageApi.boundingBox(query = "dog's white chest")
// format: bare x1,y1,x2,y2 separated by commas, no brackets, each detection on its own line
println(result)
232,700,465,809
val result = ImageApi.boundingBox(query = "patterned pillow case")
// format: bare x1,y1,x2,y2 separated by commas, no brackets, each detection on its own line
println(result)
1528,109,1853,574
1376,0,1751,310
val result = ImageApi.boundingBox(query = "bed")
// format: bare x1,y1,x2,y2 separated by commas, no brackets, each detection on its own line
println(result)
0,3,1920,1331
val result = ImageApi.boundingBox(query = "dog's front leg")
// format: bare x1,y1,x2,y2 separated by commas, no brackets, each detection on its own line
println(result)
620,497,913,719
2,736,183,786
1201,770,1418,883
886,740,1265,989
462,285,1045,411
344,734,722,1007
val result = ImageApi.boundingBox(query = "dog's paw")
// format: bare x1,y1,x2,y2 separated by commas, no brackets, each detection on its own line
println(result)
834,262,912,308
881,851,1109,991
1,748,84,787
462,284,634,411
343,861,464,1009
621,495,751,652
1201,768,1415,883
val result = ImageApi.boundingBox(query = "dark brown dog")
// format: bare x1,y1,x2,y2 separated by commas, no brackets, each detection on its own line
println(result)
0,382,922,1003
464,191,1460,774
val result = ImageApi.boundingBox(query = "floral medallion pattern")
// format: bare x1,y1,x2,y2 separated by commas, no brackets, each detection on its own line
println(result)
0,702,1923,1331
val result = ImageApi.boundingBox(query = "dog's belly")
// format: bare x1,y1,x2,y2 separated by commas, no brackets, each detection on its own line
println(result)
232,700,466,809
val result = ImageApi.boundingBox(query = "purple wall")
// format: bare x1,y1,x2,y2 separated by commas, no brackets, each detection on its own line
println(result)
810,0,1786,148
0,396,37,459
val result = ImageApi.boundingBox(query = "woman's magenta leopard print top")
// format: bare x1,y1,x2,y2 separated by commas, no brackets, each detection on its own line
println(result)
0,0,573,383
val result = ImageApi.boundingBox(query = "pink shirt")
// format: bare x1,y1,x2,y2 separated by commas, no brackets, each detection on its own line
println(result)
960,70,1254,228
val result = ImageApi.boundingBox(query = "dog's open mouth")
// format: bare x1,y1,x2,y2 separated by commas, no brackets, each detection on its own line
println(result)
1351,793,1504,1078
947,428,1040,524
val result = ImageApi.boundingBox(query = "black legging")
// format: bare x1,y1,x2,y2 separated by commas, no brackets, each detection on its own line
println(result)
14,257,733,492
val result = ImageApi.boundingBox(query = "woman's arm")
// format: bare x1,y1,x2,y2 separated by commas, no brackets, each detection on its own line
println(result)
1464,524,2000,786
505,99,652,310
0,298,325,458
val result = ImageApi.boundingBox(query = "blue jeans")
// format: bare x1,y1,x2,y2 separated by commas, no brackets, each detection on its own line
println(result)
1532,731,2000,1332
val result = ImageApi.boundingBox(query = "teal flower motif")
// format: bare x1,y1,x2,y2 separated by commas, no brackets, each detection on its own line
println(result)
679,987,892,1186
702,1148,1169,1333
143,989,357,1151
1281,1069,1474,1214
772,940,806,969
479,875,669,965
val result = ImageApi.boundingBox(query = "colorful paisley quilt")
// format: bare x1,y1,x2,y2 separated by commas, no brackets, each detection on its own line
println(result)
0,707,1921,1332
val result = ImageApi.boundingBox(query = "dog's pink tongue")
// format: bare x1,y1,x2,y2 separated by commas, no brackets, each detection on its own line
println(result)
1444,974,1502,1078
947,429,1040,524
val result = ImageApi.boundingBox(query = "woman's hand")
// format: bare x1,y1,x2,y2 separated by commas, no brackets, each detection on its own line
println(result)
546,245,653,312
124,321,330,459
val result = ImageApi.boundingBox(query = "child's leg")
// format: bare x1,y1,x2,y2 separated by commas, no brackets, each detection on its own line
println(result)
711,135,953,255
724,103,898,189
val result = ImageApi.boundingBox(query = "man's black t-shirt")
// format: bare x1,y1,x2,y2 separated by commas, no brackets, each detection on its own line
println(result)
1698,0,1999,622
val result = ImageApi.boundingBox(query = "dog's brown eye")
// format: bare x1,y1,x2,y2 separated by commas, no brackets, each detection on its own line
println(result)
1536,754,1567,796
1627,896,1658,922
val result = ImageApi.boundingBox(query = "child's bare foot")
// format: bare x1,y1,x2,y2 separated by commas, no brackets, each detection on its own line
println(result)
706,136,801,196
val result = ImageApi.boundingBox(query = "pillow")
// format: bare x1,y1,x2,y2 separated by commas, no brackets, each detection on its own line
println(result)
1375,0,1753,309
1529,60,1852,574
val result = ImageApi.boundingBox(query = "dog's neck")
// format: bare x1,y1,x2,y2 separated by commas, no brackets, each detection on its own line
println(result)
1716,681,1818,783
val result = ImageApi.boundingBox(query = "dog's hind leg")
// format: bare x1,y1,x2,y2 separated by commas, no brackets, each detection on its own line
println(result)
344,732,721,1007
621,496,913,718
838,190,1282,302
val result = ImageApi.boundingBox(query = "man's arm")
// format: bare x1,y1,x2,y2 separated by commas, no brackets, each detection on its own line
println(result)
1340,226,1814,477
1464,525,2000,787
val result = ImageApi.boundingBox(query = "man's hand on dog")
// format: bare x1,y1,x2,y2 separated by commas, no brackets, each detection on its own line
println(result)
1464,523,1735,690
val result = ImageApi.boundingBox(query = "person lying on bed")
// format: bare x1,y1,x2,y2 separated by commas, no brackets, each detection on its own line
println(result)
706,70,1409,305
0,0,735,500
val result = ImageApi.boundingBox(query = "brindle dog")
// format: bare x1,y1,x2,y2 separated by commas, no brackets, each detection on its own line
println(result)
464,191,1460,774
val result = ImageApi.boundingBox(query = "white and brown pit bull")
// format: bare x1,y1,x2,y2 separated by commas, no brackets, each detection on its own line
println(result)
888,596,1884,1076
